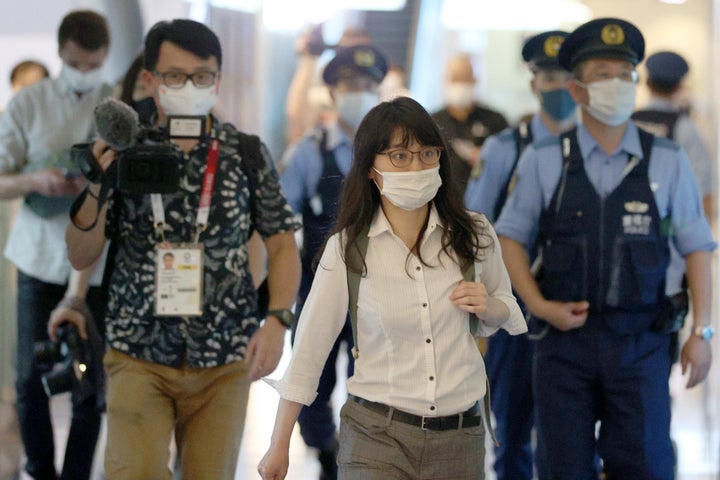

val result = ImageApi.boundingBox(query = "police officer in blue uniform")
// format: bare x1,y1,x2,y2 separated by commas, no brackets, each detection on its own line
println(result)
633,51,713,221
496,18,715,479
280,44,388,480
634,52,714,330
465,30,575,480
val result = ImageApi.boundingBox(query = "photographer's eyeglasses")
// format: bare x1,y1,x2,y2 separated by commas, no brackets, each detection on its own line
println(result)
379,147,443,168
153,71,218,89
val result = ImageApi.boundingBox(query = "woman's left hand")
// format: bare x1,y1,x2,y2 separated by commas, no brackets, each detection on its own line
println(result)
449,280,489,318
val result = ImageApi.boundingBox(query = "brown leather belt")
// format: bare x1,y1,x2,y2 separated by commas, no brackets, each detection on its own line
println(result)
348,394,481,431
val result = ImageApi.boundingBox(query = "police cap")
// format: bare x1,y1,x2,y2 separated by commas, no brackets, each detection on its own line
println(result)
558,18,645,71
645,51,688,84
322,44,388,86
522,31,569,70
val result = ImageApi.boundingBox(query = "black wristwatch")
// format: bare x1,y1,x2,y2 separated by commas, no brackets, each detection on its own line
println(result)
267,309,294,329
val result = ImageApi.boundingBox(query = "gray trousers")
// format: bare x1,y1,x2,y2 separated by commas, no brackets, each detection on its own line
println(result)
338,399,486,479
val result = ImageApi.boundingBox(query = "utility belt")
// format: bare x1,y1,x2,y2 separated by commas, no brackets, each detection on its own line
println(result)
528,290,688,341
651,289,689,333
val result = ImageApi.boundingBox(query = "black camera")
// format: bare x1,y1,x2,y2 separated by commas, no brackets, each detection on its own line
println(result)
71,128,180,195
35,324,90,398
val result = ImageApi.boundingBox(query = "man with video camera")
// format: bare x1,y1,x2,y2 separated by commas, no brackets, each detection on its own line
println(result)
0,10,112,480
66,19,301,480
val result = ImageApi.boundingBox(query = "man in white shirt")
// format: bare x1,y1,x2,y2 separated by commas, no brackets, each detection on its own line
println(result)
0,10,112,480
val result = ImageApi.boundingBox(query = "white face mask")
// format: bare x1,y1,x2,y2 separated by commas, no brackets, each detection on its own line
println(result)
580,78,637,126
373,166,442,211
336,91,379,131
60,64,104,93
444,82,475,109
158,81,218,116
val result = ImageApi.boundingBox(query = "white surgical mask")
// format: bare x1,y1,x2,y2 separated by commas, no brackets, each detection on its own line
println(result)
444,82,475,109
158,81,218,116
373,166,442,211
60,64,104,93
336,91,378,131
580,78,636,126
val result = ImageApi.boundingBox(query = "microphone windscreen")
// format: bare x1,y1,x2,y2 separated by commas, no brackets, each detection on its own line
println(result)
94,98,140,151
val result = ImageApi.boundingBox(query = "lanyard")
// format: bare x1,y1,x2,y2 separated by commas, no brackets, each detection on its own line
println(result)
151,138,221,243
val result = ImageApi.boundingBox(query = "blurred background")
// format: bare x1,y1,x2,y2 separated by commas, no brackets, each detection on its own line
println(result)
0,0,718,478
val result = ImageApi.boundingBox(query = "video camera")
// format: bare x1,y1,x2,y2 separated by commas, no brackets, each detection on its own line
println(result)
34,323,101,407
71,98,180,195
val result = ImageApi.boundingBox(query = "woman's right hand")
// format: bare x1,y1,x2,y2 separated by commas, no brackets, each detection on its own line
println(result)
257,446,289,480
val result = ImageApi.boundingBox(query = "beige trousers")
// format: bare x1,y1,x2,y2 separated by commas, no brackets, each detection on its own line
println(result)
103,349,251,480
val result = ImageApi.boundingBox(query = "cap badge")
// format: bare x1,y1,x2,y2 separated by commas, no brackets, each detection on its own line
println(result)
601,24,625,46
354,49,376,68
544,36,564,58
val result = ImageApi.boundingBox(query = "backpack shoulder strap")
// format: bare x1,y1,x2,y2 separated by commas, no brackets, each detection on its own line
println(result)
235,131,265,234
347,225,370,359
463,261,479,335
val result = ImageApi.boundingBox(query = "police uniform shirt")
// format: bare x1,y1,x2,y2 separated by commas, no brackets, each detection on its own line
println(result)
280,121,352,214
641,96,714,197
495,122,715,259
465,113,553,223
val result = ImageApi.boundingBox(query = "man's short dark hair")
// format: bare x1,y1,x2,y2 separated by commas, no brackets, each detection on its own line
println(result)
647,78,679,96
10,60,49,86
144,20,222,72
58,10,110,51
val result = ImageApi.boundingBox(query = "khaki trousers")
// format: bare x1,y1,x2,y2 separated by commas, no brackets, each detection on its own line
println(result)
103,349,251,480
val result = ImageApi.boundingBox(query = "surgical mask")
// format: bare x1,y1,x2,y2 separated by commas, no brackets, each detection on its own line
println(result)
60,64,104,93
158,81,218,116
539,88,576,121
336,91,378,130
373,166,442,211
444,82,475,109
580,78,636,126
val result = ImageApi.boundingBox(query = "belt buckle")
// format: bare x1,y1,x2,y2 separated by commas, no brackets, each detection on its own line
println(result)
421,416,431,431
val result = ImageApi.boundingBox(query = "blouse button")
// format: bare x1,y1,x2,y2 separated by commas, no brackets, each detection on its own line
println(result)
429,405,436,411
426,338,431,344
429,376,435,381
422,303,428,308
416,266,421,271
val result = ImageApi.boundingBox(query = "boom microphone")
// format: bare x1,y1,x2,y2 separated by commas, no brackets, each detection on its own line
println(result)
94,97,140,151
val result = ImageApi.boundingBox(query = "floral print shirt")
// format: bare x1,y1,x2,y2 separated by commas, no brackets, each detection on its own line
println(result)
104,119,299,368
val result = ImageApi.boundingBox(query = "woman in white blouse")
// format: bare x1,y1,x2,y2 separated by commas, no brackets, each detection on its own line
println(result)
259,96,526,480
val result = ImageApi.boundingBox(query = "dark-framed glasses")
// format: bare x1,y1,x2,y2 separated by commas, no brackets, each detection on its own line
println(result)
153,71,218,89
379,147,443,168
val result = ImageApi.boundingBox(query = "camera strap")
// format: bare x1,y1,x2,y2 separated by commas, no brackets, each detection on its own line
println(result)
150,138,221,244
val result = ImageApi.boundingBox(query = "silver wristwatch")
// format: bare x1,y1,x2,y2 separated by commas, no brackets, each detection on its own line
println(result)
693,325,715,341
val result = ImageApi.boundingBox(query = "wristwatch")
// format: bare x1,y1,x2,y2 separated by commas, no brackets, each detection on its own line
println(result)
267,309,294,329
692,325,715,341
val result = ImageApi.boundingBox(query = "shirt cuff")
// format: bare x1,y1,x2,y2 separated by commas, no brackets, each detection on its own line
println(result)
674,217,717,256
262,377,318,406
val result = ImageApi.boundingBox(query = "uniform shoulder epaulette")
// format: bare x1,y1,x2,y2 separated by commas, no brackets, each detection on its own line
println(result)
651,136,681,152
493,127,516,144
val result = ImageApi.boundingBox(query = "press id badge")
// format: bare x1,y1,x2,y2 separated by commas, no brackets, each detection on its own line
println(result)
155,244,204,316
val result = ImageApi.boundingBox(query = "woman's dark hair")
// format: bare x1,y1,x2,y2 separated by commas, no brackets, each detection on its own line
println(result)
58,10,110,51
144,19,222,72
331,96,492,274
119,54,144,105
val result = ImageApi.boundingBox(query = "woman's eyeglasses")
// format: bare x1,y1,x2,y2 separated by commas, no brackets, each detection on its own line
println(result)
378,147,443,168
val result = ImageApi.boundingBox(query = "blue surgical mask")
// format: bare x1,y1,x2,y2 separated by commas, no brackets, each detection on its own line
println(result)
335,91,379,131
539,88,576,121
